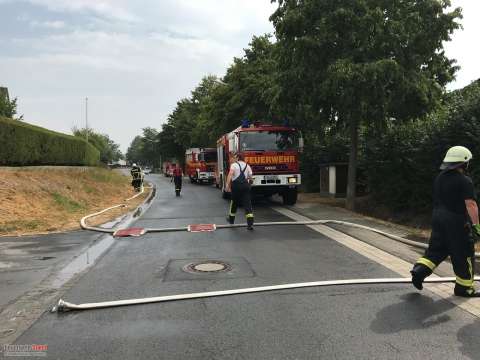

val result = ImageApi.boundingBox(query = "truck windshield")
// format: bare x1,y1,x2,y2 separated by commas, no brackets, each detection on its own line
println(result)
239,131,298,151
200,152,217,162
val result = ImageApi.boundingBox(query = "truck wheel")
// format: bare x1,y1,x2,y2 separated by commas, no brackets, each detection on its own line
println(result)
282,188,297,205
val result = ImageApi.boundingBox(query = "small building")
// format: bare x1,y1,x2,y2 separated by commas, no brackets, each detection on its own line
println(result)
319,162,348,198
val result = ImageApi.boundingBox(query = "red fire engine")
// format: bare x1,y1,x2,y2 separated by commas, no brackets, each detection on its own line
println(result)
185,148,217,184
216,121,303,205
162,161,177,177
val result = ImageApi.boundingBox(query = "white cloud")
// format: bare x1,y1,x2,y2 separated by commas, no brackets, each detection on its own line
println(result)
27,0,140,22
30,20,65,29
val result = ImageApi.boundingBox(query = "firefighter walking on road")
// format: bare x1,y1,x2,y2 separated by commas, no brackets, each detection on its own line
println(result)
130,163,144,192
172,164,183,196
411,146,480,297
226,153,254,230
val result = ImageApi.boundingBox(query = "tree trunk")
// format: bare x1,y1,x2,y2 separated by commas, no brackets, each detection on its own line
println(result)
346,117,358,211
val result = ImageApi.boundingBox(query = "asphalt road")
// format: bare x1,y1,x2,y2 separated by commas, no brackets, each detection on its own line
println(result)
11,175,480,359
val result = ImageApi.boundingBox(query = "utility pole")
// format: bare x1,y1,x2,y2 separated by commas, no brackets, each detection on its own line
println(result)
85,97,89,144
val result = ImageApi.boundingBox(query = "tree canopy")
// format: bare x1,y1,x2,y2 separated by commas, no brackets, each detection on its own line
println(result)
0,90,22,120
125,1,476,222
73,127,123,164
271,0,462,209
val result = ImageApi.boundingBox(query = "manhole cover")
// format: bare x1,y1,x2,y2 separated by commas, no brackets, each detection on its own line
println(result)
183,260,232,274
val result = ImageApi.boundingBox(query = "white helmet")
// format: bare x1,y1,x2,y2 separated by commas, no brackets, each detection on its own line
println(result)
132,163,137,167
440,146,472,170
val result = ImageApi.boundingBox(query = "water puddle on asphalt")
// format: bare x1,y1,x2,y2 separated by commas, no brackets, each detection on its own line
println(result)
50,234,115,288
49,185,156,289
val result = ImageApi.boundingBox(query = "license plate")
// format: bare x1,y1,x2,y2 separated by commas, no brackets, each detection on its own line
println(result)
265,175,278,181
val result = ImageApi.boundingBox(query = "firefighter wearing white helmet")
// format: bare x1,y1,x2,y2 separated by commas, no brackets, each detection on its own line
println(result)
411,145,480,297
130,163,143,192
439,146,473,170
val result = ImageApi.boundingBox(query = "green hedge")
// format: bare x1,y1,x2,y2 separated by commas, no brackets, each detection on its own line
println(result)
0,117,99,166
363,80,480,213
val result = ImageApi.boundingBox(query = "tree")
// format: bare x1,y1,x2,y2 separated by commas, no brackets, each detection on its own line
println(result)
141,127,160,167
73,127,123,164
0,92,22,120
126,135,145,165
125,128,164,167
271,0,462,209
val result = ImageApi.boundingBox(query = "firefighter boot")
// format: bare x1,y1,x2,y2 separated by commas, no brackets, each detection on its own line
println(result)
226,215,235,225
247,216,254,230
410,264,432,290
454,286,480,298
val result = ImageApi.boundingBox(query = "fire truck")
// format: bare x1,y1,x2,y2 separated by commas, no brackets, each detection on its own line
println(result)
216,121,303,205
185,148,217,184
162,161,176,177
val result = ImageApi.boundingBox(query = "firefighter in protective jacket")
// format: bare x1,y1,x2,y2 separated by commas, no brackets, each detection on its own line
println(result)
172,164,183,194
411,146,480,297
130,163,144,192
225,153,254,230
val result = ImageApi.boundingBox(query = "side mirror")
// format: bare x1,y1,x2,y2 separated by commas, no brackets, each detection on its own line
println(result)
298,136,304,153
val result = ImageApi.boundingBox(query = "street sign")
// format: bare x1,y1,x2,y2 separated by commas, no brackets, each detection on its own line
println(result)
188,224,217,233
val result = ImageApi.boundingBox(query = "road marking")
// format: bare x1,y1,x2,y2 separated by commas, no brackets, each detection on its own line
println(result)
272,206,480,318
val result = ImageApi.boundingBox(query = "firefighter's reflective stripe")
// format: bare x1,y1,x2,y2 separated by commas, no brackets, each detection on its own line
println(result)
417,257,436,271
246,213,254,218
456,276,474,287
456,257,475,288
229,201,236,216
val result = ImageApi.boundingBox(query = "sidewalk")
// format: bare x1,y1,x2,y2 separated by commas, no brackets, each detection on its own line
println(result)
290,194,466,278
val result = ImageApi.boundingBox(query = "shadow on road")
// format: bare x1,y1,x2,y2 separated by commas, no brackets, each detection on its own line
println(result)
370,292,455,334
457,319,480,359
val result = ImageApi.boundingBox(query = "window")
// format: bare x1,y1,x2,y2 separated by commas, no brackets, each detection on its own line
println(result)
239,131,298,151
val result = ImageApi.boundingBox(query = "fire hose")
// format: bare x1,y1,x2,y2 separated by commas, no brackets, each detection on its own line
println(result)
80,185,152,233
53,276,480,312
114,220,479,258
81,196,480,258
69,186,480,312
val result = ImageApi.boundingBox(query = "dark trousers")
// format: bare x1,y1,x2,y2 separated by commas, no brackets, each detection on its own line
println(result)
131,178,142,189
415,208,475,293
229,182,254,223
174,176,182,191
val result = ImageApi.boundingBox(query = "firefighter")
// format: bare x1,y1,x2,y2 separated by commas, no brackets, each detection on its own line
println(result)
130,163,144,192
225,152,254,230
411,146,480,297
172,164,183,196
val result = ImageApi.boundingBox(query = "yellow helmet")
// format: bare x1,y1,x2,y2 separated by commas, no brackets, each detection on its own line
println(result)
440,146,472,170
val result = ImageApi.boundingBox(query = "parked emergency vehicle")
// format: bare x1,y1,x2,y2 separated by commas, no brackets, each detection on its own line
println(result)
216,121,303,205
162,161,176,177
185,148,217,184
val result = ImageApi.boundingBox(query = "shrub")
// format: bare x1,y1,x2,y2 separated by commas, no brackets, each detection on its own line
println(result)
0,117,99,166
363,80,480,214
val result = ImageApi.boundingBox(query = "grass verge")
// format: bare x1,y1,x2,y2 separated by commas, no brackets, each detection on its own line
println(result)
0,167,149,236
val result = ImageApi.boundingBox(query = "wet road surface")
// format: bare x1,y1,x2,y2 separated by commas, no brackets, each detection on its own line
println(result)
11,175,480,359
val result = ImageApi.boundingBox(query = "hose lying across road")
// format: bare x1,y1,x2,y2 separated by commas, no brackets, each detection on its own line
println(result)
80,186,151,233
67,187,479,312
54,276,480,312
80,189,480,258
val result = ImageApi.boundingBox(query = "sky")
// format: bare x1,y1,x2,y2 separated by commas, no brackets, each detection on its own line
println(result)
0,1,479,153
